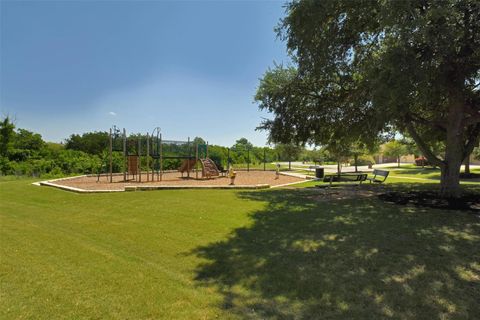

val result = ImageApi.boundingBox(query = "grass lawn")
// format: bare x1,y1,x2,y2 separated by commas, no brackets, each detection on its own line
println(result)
1,177,479,319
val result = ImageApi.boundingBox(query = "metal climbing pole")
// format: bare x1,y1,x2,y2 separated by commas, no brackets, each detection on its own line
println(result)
109,127,113,183
146,133,150,182
123,128,127,182
263,147,266,171
159,133,163,181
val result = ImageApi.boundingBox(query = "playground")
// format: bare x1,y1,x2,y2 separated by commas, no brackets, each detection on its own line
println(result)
45,170,305,191
37,126,307,192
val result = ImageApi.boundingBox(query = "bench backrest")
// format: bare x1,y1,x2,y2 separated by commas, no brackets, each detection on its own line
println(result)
373,169,389,177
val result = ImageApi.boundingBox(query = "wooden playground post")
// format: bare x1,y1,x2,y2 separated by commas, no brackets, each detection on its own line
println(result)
146,133,150,182
247,148,250,172
109,128,113,183
263,148,266,171
138,137,141,182
195,143,199,179
123,128,127,182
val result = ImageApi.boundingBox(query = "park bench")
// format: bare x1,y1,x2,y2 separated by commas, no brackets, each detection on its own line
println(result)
366,169,389,184
322,173,368,187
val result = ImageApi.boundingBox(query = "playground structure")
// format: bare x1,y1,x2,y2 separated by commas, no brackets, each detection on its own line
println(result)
105,126,221,183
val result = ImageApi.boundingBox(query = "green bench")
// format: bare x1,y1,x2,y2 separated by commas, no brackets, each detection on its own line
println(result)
366,169,389,184
319,169,389,187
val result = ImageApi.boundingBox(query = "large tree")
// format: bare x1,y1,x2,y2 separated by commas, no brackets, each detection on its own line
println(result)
0,116,15,157
255,0,480,197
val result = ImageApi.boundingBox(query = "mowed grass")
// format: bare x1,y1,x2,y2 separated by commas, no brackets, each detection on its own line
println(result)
1,178,479,319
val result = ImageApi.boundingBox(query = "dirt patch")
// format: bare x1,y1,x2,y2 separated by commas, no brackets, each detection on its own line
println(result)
49,171,305,191
308,185,383,201
379,191,480,213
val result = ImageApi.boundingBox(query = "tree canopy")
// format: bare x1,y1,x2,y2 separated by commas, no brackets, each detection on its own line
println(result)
255,0,480,197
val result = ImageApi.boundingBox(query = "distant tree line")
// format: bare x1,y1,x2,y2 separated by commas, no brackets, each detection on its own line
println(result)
4,116,468,178
0,117,317,177
0,117,105,177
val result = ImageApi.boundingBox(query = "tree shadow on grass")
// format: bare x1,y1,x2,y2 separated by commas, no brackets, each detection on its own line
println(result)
192,188,480,319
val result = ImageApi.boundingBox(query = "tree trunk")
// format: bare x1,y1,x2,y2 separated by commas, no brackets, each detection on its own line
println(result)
439,101,465,198
406,94,480,198
397,156,400,168
354,154,358,172
439,159,462,198
464,156,470,175
406,108,463,198
289,160,291,170
337,161,341,175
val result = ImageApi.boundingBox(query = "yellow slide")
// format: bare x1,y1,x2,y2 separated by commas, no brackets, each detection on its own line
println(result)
200,158,220,178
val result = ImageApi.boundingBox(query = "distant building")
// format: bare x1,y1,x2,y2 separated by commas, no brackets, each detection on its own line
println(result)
373,144,415,164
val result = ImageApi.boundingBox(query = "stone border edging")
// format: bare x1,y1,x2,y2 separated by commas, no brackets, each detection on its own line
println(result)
279,171,316,180
38,181,123,193
34,172,307,193
270,179,319,188
34,176,272,193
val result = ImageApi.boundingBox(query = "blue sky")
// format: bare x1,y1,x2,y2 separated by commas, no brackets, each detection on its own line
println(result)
0,0,289,146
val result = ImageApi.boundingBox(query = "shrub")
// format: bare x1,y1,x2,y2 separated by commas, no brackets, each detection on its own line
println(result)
415,157,429,166
355,155,376,166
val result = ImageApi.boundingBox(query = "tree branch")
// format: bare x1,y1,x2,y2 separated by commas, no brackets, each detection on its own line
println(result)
462,123,480,161
463,113,480,126
410,114,447,132
405,120,445,168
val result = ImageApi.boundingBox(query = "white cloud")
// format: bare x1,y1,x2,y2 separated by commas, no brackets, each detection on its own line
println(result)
108,111,117,116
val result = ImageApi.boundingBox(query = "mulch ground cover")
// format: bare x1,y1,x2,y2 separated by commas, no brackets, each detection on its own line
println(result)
379,191,480,213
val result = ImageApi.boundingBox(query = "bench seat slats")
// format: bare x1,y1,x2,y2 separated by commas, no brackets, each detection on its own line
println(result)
321,170,389,186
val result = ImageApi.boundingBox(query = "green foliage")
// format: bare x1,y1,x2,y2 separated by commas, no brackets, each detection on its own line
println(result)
275,143,303,162
233,137,253,150
0,117,15,157
1,125,281,177
355,155,375,166
0,119,111,176
65,131,109,155
472,146,480,160
300,148,326,163
383,141,409,159
383,140,409,167
192,136,206,145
